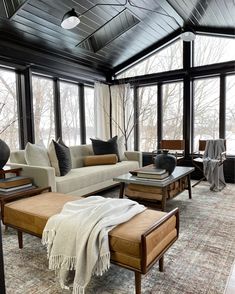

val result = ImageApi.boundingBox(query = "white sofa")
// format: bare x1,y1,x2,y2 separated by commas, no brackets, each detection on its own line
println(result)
9,144,141,197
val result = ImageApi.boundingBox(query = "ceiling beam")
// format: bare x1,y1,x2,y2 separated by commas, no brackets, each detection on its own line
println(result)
193,26,235,37
110,28,182,76
3,0,29,20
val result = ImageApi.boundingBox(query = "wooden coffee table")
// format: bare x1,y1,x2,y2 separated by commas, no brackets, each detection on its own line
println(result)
113,166,194,211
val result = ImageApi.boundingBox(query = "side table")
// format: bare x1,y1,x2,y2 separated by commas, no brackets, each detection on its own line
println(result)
0,166,22,179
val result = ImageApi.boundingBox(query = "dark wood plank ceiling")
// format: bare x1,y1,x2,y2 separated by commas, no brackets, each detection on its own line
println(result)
0,0,234,77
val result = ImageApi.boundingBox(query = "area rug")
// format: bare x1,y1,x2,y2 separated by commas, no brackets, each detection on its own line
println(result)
2,181,235,294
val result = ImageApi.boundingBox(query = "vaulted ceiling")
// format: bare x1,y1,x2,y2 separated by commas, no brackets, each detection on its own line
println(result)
0,0,234,76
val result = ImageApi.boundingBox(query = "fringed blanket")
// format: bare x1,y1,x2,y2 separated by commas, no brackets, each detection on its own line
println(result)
42,196,146,294
203,139,226,191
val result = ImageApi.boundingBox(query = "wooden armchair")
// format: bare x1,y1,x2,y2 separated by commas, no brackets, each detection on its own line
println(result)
159,140,185,160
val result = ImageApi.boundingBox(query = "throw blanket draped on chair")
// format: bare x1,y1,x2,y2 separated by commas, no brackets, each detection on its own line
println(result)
42,196,146,294
203,139,226,191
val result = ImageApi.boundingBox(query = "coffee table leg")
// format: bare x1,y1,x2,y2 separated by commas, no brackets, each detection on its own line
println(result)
119,183,125,198
187,174,192,199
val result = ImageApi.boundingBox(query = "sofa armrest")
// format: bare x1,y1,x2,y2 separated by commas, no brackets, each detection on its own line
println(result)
124,151,142,167
8,163,56,192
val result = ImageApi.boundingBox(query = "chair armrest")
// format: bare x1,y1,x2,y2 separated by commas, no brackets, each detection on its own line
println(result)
192,151,201,155
219,151,226,162
191,151,203,159
124,151,142,167
8,163,56,192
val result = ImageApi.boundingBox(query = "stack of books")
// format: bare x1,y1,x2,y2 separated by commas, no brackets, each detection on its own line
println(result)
0,176,33,194
130,165,169,180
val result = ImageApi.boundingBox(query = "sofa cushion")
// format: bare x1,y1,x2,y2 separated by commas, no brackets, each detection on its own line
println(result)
48,140,72,176
91,136,120,161
55,160,139,194
84,154,118,166
25,142,51,167
10,150,27,164
69,145,94,168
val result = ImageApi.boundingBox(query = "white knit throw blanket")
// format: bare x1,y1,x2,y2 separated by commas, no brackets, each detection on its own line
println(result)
203,139,226,191
42,196,146,294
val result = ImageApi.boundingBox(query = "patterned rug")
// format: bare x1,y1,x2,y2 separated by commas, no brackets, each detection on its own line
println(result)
2,182,235,294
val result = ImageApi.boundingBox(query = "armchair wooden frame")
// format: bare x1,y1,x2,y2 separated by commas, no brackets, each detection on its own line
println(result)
159,140,185,161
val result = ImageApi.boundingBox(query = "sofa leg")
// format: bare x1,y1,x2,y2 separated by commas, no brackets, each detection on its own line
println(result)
159,256,164,272
17,230,23,249
134,271,141,294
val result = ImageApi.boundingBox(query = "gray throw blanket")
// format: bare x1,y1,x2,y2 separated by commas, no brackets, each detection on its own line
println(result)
203,139,226,191
42,196,146,294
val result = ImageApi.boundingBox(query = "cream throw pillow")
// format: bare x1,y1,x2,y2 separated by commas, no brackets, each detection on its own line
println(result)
25,142,51,167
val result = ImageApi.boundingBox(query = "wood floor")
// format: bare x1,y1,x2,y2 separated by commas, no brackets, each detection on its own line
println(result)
225,261,235,294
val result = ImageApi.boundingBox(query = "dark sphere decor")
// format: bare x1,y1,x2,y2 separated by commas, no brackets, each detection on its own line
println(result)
154,150,176,175
0,139,10,169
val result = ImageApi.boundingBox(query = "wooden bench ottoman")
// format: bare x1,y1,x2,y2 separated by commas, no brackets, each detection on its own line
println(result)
3,192,179,294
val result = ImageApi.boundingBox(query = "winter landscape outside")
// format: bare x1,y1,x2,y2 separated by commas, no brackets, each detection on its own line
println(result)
0,35,234,154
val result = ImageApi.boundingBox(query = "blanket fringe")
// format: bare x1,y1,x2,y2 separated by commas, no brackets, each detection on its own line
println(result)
93,252,110,276
49,255,77,271
73,283,86,294
42,229,56,245
42,229,57,257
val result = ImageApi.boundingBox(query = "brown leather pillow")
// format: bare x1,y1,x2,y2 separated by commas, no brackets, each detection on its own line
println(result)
84,154,118,166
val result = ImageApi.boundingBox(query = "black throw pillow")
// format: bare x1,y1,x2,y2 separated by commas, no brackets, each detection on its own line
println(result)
90,136,120,161
48,139,72,176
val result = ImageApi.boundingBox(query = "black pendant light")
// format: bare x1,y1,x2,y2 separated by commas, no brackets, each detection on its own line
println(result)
61,8,80,30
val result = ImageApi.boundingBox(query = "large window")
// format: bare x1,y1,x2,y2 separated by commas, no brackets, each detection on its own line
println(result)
194,35,235,66
162,82,183,140
226,75,235,155
118,39,183,78
32,75,55,147
0,68,19,150
193,77,220,150
138,86,158,152
84,86,95,142
60,81,80,146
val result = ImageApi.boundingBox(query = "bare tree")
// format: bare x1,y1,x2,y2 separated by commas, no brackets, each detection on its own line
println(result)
0,70,18,150
32,76,54,146
60,82,80,145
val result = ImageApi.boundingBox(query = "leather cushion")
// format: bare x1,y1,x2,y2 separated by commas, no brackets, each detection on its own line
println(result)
4,193,82,236
84,154,118,166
